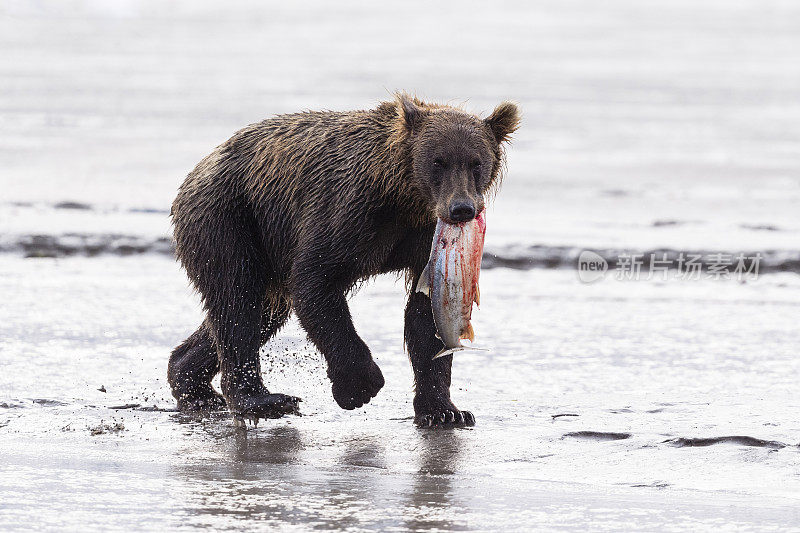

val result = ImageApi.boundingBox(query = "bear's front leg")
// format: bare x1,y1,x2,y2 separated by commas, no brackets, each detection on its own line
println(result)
293,276,385,410
405,291,475,427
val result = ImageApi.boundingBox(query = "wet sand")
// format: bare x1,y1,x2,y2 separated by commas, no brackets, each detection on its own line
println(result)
1,257,799,530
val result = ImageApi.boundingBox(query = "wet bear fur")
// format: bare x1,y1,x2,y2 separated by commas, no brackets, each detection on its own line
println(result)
168,93,519,426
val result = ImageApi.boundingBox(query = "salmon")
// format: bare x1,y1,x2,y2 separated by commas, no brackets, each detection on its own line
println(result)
416,211,486,359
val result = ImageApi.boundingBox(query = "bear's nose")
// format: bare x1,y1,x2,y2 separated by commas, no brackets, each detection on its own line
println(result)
448,201,476,222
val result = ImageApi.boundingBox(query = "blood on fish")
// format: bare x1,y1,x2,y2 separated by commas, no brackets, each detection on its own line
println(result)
416,211,487,359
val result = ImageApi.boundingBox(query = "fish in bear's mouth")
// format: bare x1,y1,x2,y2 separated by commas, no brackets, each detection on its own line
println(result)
416,210,487,359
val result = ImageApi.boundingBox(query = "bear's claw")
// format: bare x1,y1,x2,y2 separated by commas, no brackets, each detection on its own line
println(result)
415,409,475,428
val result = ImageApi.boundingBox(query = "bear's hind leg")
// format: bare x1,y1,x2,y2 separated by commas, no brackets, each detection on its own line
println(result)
203,264,300,423
174,205,300,423
168,324,225,412
260,295,291,347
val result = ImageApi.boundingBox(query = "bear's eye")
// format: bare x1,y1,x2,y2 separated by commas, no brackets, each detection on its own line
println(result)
471,160,483,184
431,159,446,186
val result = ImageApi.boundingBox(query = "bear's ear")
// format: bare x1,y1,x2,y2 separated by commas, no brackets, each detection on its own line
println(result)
485,102,520,143
396,93,425,131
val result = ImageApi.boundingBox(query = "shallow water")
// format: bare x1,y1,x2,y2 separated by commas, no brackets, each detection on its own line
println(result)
1,0,800,530
1,257,800,530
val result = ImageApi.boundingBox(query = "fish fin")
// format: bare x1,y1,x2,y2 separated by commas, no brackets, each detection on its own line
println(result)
460,322,475,342
432,345,488,360
474,284,480,306
416,262,431,296
432,346,466,360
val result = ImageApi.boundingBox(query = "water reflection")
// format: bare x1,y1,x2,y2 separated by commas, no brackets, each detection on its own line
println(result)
168,417,474,530
337,435,387,470
167,423,309,528
403,428,469,530
228,425,305,465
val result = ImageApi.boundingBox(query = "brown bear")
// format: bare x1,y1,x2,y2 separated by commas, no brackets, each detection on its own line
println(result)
168,94,519,426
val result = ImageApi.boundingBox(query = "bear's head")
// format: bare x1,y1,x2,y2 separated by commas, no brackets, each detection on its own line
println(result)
397,94,520,224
